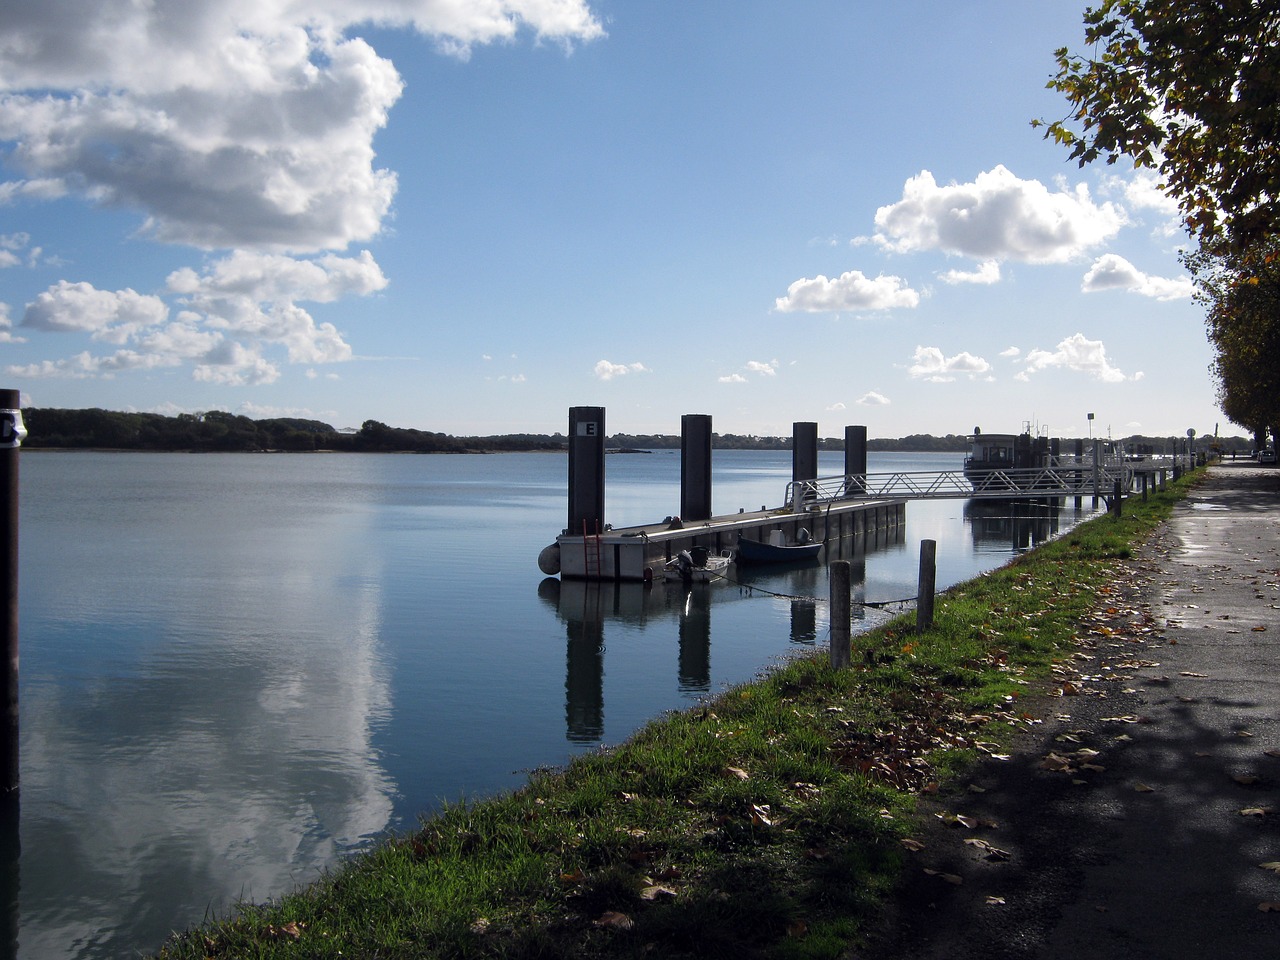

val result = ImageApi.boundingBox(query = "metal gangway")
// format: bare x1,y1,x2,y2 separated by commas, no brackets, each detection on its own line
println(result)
786,458,1142,507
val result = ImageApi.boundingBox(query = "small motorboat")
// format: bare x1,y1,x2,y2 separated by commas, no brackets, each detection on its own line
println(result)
735,528,822,564
663,547,733,583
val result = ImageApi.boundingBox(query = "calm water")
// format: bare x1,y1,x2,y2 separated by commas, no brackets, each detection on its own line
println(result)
5,449,1095,959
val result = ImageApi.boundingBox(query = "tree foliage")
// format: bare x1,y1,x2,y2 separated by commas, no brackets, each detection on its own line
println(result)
1040,0,1280,255
1184,242,1280,443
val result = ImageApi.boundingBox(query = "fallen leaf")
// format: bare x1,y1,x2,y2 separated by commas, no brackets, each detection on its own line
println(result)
1258,902,1280,913
640,884,678,901
986,896,1006,906
724,766,750,781
1134,782,1156,793
1252,625,1267,632
470,918,491,935
900,838,925,852
1180,672,1208,678
1234,774,1262,786
1266,750,1280,759
923,868,963,885
1240,807,1275,817
787,920,809,939
594,911,635,930
1258,862,1280,875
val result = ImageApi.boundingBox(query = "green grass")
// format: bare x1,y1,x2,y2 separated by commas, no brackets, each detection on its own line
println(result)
154,472,1198,960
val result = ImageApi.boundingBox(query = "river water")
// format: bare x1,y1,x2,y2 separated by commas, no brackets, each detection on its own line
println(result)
4,449,1095,958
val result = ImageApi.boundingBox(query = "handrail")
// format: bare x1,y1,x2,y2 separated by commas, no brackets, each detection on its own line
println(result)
785,460,1140,507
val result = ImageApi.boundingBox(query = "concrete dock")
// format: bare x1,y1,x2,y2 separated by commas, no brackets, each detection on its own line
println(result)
546,497,906,581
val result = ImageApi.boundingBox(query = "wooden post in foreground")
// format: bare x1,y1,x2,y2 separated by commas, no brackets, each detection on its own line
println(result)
917,540,936,633
829,561,851,669
0,389,23,801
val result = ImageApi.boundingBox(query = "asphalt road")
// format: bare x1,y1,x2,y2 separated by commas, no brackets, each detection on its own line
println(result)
859,462,1280,960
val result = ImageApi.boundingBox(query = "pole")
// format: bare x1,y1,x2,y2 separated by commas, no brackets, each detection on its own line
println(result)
1,389,24,801
917,540,936,633
829,561,851,669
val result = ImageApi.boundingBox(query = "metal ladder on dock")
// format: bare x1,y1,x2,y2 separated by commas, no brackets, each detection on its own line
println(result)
582,520,603,579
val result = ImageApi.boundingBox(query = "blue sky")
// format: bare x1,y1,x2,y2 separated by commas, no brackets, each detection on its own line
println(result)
1,1,1223,440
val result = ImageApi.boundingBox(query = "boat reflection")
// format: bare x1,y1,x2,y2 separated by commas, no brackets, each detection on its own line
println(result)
963,498,1088,552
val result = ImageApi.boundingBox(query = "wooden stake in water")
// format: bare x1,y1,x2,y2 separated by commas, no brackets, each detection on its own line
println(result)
829,560,851,669
917,539,936,633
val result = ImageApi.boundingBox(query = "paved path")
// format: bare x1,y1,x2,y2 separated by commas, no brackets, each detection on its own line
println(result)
861,462,1280,960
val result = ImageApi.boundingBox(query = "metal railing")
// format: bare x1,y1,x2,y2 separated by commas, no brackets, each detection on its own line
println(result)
786,460,1139,507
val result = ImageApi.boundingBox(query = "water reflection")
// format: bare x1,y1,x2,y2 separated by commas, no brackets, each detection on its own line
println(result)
964,499,1070,552
541,533,891,742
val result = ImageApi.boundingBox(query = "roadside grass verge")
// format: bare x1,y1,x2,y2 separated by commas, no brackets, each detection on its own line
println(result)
155,474,1197,960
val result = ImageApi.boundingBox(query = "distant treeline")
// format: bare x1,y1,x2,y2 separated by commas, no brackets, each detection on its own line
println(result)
20,408,563,453
18,408,1248,454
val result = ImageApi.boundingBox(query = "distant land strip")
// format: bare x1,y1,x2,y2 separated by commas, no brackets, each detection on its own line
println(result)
17,407,1245,455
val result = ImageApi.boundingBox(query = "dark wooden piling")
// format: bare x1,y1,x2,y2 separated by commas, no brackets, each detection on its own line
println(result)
1,389,22,801
680,414,712,522
829,561,851,669
568,406,606,538
916,539,936,633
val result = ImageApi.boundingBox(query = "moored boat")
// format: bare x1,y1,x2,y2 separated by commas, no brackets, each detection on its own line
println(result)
735,529,822,564
663,547,733,583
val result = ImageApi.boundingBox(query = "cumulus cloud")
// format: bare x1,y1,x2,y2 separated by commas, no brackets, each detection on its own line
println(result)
22,281,170,343
594,360,648,381
745,359,778,376
8,250,382,383
1081,254,1194,301
0,231,40,268
1016,333,1131,383
874,166,1125,264
939,260,1001,285
775,269,920,312
999,346,1021,358
0,2,603,252
907,346,992,382
718,373,747,384
0,303,23,343
856,391,890,407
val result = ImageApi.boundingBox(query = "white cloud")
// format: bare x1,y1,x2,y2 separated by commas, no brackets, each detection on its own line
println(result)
22,281,170,343
855,391,890,407
1081,253,1194,301
11,250,381,383
745,359,778,376
1114,170,1179,217
0,303,24,343
874,166,1126,264
775,269,920,312
999,346,1021,358
593,360,648,381
907,345,992,382
718,373,747,384
938,259,1001,285
0,2,603,253
1017,332,1130,383
826,402,847,412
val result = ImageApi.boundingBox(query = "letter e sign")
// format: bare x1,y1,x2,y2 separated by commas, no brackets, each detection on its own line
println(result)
576,422,598,437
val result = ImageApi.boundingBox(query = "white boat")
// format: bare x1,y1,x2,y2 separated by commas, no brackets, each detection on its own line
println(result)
663,548,733,583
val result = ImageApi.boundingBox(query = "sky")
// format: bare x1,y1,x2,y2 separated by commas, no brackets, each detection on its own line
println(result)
0,1,1228,441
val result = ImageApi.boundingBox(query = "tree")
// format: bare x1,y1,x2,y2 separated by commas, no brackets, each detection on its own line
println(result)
1039,1,1280,255
1185,241,1280,445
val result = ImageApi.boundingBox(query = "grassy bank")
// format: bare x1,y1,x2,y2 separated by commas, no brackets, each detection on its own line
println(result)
155,475,1197,960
